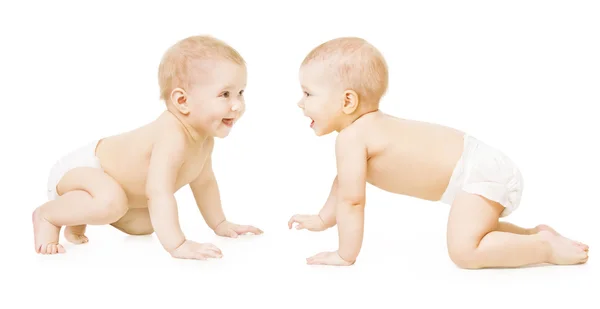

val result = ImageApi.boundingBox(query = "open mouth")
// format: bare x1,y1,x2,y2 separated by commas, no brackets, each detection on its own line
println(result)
222,118,235,127
309,118,315,128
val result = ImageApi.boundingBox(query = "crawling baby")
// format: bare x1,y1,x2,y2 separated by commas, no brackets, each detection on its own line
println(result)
33,35,262,259
288,37,589,268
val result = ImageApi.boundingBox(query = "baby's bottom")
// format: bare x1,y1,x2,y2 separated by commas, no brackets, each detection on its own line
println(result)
32,166,129,254
446,190,589,269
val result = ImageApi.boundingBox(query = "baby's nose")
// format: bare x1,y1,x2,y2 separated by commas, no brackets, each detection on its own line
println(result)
231,100,243,111
297,100,304,108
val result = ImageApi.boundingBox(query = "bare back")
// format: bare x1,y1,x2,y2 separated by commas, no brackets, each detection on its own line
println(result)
352,111,465,201
95,111,212,209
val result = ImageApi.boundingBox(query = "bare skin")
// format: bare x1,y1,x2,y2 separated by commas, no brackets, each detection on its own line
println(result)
289,60,589,268
33,59,262,258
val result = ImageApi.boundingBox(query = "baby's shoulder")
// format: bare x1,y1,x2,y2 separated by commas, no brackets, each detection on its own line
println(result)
335,122,368,151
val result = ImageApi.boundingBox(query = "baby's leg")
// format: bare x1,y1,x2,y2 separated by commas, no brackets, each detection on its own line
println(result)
110,208,154,236
33,167,129,254
446,191,588,269
64,225,88,244
495,222,535,235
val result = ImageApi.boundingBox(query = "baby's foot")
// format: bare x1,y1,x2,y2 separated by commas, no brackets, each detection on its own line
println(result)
539,231,588,265
32,208,65,254
64,225,88,244
536,224,588,251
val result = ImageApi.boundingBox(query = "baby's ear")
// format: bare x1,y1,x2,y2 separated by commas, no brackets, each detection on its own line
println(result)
170,88,190,115
341,90,359,115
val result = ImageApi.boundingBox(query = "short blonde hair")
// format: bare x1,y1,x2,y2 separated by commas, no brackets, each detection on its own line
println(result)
302,37,388,104
158,35,245,102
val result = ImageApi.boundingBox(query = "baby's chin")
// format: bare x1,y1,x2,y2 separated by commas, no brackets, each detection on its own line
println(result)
311,124,331,137
214,124,234,138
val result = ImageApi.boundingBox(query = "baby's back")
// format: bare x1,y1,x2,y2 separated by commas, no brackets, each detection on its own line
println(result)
358,112,465,201
95,112,210,209
95,120,157,208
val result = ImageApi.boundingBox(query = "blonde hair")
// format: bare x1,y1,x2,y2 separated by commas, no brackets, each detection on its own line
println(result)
158,35,245,102
302,37,388,104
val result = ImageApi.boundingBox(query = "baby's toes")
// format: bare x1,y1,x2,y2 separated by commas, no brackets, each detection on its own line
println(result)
75,235,89,244
65,233,89,244
45,243,65,254
578,251,589,263
571,240,589,251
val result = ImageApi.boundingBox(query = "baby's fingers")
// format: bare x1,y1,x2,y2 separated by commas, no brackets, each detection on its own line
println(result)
200,247,223,259
234,225,263,235
202,243,222,254
307,255,325,265
191,253,208,260
226,229,239,238
288,215,302,229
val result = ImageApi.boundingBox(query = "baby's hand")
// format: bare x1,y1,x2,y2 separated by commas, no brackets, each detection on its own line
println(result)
306,251,354,266
288,214,328,231
214,220,263,238
170,240,223,260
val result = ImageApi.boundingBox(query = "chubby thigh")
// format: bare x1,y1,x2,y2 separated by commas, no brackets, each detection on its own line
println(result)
50,166,130,226
446,190,504,266
55,166,153,234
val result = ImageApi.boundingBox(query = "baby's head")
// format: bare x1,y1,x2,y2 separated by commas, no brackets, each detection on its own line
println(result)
297,37,388,136
158,35,247,138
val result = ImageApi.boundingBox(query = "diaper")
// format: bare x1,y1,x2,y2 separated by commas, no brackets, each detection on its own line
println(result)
46,140,103,200
440,135,524,217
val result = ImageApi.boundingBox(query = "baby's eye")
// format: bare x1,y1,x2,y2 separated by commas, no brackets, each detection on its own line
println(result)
304,91,310,97
221,91,230,98
239,90,244,96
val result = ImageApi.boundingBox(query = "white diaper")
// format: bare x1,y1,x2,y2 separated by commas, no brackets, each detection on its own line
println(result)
440,135,524,217
46,140,103,200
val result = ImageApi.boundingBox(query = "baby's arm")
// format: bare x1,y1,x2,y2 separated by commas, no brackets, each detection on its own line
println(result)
146,129,221,260
318,177,339,228
334,131,367,264
190,142,262,238
145,129,187,252
306,129,367,266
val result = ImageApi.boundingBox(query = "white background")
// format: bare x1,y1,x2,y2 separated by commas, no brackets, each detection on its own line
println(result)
1,0,598,308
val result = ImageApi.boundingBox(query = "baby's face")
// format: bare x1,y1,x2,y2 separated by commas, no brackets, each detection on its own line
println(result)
297,63,343,136
185,60,247,138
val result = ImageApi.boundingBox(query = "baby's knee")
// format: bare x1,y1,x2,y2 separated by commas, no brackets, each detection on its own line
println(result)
95,185,128,222
448,246,483,269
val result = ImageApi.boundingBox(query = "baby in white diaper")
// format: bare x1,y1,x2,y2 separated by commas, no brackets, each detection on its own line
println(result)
33,35,262,258
287,36,589,268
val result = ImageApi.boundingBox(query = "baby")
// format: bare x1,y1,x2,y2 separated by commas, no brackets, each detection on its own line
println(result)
33,35,262,259
288,37,589,268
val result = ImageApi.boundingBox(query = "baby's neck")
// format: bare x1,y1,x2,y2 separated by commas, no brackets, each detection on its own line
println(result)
337,109,380,132
164,109,207,144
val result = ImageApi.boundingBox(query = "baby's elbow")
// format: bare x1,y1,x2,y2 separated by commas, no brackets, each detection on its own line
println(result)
145,184,171,201
340,195,365,208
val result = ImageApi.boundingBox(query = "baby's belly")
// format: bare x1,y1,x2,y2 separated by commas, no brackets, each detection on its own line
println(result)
366,157,457,201
125,193,150,209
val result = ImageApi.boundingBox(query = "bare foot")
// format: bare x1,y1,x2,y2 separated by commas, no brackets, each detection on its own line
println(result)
32,208,65,254
64,225,89,244
536,224,589,251
539,231,588,265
